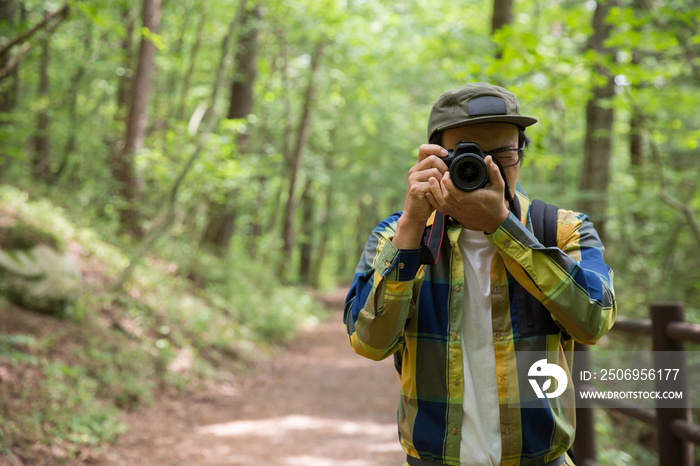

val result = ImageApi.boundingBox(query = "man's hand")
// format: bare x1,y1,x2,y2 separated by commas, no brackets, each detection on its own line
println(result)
425,155,510,234
393,144,449,249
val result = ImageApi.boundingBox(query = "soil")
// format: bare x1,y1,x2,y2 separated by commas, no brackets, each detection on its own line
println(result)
103,288,405,466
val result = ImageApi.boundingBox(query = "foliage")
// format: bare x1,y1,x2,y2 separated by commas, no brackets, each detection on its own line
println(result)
0,333,38,365
0,222,63,252
0,185,325,461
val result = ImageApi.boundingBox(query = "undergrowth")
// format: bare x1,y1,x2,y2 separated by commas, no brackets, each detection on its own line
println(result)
0,185,326,462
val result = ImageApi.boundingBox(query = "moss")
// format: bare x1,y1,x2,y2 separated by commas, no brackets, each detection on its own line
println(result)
0,222,63,252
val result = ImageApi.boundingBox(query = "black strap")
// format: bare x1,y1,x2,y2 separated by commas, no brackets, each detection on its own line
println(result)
510,199,568,338
422,212,446,265
530,199,559,248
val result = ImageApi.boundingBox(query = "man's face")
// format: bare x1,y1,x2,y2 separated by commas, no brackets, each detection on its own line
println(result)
441,123,521,197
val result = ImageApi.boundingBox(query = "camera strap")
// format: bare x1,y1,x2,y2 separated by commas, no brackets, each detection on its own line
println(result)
491,156,517,214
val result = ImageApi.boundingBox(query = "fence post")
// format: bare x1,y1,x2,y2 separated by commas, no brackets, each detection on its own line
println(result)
573,341,597,465
651,303,692,466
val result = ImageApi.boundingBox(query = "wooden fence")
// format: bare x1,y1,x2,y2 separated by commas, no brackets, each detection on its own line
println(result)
572,303,700,466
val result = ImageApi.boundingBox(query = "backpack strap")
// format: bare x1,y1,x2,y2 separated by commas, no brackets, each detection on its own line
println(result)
511,199,570,338
530,199,559,248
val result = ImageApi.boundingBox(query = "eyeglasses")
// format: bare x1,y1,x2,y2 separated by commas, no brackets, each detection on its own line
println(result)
487,142,525,168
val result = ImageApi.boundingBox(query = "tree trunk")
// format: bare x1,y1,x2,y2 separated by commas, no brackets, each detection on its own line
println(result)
491,0,514,32
200,2,260,256
280,42,324,262
311,178,334,287
31,7,52,183
0,0,18,113
298,177,314,284
115,0,162,236
116,7,135,120
491,0,514,60
629,0,647,171
577,0,617,244
0,0,18,173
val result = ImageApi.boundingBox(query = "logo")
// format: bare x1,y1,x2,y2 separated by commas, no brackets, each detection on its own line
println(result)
528,359,568,399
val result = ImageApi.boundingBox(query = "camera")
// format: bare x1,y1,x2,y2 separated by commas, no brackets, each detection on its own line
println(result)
441,142,489,191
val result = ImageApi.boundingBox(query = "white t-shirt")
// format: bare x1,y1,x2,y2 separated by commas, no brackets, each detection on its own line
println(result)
457,228,501,466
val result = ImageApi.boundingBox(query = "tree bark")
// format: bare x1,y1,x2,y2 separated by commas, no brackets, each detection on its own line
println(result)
0,0,18,172
31,7,52,182
114,0,162,236
577,0,617,243
298,177,314,284
116,7,135,119
491,0,514,32
491,0,514,60
0,0,18,112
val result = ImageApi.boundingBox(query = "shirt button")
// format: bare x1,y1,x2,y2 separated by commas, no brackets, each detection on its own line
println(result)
451,333,458,340
502,424,512,435
499,377,506,386
451,427,459,435
492,286,500,294
454,285,461,292
454,379,461,386
398,262,405,270
504,240,512,248
384,260,391,268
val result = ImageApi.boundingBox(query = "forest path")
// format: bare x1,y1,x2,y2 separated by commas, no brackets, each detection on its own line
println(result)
107,288,405,465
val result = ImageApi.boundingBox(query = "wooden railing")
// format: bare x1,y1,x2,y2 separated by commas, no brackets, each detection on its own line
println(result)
573,303,698,466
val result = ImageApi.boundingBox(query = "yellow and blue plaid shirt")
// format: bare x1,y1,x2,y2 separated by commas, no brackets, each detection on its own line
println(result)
344,191,616,465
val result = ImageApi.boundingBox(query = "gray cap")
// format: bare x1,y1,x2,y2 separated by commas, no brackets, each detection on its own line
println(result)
427,82,537,143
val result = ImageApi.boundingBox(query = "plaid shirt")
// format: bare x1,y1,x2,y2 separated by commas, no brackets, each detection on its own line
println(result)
344,191,616,466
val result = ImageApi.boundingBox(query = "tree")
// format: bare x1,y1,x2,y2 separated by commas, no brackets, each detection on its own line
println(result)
492,0,514,33
31,7,52,182
199,1,260,256
113,0,162,236
280,41,324,274
578,0,618,243
0,0,18,114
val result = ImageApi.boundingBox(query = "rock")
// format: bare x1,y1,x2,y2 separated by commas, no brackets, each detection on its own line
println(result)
0,244,81,317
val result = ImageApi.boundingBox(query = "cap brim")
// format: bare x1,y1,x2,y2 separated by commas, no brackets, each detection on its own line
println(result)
436,115,538,133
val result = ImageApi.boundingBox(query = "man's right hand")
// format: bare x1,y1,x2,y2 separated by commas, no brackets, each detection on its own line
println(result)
392,144,449,250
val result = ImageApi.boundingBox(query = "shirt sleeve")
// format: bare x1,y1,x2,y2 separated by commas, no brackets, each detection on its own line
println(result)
487,209,617,344
343,212,422,360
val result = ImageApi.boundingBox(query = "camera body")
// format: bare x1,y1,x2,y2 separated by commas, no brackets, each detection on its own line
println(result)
441,142,489,191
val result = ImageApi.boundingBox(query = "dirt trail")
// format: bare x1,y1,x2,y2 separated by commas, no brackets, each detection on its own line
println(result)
107,289,405,465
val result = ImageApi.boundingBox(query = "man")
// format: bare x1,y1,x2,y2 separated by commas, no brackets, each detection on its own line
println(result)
343,82,616,466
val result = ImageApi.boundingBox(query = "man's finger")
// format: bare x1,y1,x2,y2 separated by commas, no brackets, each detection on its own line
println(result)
428,177,448,209
485,156,505,192
418,144,449,164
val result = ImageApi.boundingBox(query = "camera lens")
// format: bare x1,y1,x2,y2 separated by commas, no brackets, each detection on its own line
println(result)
450,154,488,191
